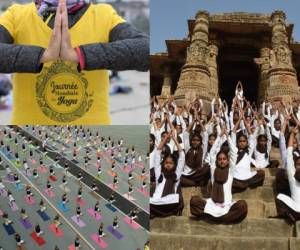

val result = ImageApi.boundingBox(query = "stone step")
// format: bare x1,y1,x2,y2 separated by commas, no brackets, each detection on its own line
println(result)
150,233,300,250
150,217,293,238
233,186,275,202
181,186,277,217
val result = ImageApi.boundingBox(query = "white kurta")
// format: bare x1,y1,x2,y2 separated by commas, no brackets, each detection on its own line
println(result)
231,131,257,180
150,149,185,205
277,147,300,212
204,135,238,217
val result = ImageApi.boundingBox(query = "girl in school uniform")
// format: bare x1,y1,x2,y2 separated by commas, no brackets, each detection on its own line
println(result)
180,128,210,187
275,126,300,223
231,114,265,193
251,119,279,168
150,131,185,218
190,127,248,223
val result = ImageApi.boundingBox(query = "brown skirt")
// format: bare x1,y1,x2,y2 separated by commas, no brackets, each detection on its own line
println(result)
275,168,291,196
275,198,300,223
232,170,265,193
190,195,248,224
150,187,184,219
180,164,211,187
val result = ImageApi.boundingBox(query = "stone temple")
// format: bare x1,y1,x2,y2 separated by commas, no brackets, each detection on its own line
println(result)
150,10,300,113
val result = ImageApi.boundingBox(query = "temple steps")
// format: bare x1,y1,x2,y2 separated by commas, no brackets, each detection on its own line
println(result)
150,147,297,249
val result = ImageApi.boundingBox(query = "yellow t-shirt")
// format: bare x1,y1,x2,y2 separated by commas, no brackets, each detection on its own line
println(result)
0,3,125,125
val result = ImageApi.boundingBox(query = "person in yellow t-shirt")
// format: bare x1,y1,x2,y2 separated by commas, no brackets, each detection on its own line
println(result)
0,0,149,124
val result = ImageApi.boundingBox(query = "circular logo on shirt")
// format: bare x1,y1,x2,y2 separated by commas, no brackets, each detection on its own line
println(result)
36,59,94,122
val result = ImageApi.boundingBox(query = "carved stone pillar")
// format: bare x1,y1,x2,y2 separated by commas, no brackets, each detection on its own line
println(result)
254,47,271,104
174,10,211,113
266,11,300,103
158,66,172,101
208,42,219,98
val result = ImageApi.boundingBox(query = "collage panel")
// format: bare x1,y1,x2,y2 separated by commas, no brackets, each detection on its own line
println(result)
0,125,149,249
0,0,149,125
150,1,300,250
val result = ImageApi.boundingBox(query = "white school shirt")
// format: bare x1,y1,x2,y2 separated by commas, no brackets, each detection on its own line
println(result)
277,147,300,212
231,130,258,180
251,126,272,168
150,149,185,205
204,135,238,217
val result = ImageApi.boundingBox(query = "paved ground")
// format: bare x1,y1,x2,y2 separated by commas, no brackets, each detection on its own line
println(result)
0,70,149,125
0,126,148,250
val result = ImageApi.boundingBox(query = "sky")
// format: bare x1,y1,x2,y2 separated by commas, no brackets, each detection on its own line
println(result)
150,0,300,53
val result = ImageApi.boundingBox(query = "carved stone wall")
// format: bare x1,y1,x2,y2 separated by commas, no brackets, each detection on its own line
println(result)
174,11,212,112
267,11,300,103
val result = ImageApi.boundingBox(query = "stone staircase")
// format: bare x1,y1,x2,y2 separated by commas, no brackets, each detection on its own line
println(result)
150,148,300,250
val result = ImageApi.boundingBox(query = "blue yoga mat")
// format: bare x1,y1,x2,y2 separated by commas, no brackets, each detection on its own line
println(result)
58,202,70,213
3,223,15,235
37,210,50,221
105,203,117,213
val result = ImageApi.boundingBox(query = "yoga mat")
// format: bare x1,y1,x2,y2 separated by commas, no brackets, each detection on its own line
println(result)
59,184,70,193
137,188,149,197
10,201,19,211
71,216,86,228
87,208,102,220
105,204,117,213
68,245,76,250
20,218,32,229
31,232,46,246
16,183,24,191
45,189,55,198
119,166,130,173
0,188,8,197
3,223,15,235
90,233,108,249
22,170,32,177
107,225,124,240
58,202,70,213
107,170,116,177
6,174,14,182
15,161,22,168
108,184,118,190
49,224,63,237
30,159,37,164
76,198,86,207
122,194,136,201
123,216,140,229
37,210,50,221
37,166,47,173
49,175,57,182
24,196,35,205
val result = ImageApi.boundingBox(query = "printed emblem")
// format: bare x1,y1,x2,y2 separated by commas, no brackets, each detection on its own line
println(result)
36,59,93,122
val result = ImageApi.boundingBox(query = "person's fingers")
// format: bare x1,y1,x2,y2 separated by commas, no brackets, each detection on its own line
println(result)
61,0,68,31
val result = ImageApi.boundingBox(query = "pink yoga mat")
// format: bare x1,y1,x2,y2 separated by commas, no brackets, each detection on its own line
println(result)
137,188,149,197
90,233,108,249
37,166,47,173
49,224,63,237
45,189,55,198
123,216,140,229
87,208,102,221
10,201,19,211
76,198,86,207
24,196,35,205
108,184,118,190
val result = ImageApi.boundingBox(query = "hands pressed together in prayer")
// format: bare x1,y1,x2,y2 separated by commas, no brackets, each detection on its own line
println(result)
40,0,79,64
